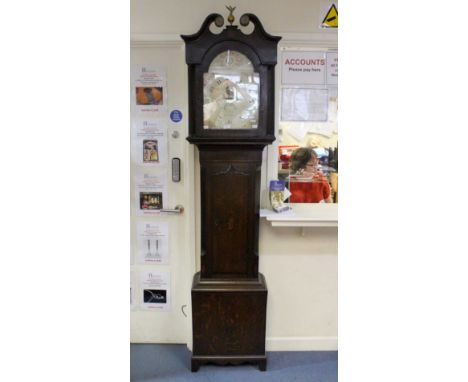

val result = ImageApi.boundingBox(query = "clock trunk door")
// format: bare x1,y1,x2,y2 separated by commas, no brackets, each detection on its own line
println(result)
199,146,261,279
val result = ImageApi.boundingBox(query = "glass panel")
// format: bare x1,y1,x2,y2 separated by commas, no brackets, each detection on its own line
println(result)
203,50,259,129
277,48,338,204
283,146,337,203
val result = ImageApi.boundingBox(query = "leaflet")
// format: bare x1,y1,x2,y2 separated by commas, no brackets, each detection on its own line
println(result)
140,271,171,312
131,119,168,167
137,222,169,265
134,172,168,215
132,65,167,114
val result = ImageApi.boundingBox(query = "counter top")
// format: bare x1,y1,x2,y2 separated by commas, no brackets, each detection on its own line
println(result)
260,203,338,227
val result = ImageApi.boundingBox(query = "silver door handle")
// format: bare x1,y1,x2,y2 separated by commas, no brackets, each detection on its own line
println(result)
160,205,184,214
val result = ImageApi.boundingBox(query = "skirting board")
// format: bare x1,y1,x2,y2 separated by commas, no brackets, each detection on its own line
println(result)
266,337,338,351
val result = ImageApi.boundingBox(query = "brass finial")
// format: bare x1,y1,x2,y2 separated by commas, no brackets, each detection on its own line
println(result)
226,5,236,25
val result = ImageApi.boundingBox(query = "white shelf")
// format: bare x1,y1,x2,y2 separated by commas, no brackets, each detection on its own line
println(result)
260,204,338,227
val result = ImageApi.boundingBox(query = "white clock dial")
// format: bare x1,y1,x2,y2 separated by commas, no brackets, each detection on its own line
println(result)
203,51,259,129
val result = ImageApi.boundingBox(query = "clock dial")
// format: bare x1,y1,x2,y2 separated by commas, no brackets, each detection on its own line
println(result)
203,50,259,129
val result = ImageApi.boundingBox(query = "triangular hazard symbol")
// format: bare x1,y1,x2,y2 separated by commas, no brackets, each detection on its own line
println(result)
322,4,338,28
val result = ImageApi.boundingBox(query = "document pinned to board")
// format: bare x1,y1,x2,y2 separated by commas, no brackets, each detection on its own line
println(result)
281,88,329,122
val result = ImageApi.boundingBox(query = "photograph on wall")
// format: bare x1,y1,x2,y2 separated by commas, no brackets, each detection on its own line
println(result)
143,140,159,163
140,270,170,311
134,172,167,215
131,119,168,167
136,87,163,106
137,222,169,265
144,289,167,304
139,192,163,210
132,65,167,114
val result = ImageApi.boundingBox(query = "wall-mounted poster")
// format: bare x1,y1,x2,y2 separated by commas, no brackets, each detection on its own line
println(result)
282,51,338,86
280,49,338,132
134,172,168,215
282,51,327,85
132,65,167,114
137,222,169,265
140,271,171,311
131,119,168,167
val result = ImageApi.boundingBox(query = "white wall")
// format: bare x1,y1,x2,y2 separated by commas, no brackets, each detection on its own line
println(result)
260,221,337,350
131,0,338,36
131,0,338,351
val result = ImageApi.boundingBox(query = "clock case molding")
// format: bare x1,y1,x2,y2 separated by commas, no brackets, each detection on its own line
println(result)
182,13,281,372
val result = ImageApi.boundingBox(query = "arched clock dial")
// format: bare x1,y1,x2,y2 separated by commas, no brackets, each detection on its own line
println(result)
203,50,259,129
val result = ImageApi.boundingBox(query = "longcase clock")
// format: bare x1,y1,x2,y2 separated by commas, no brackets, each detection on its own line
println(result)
181,10,281,372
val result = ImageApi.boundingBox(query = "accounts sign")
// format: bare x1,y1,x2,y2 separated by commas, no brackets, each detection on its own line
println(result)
282,51,327,85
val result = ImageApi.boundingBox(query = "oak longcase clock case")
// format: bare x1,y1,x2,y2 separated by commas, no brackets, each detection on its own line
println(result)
182,11,280,372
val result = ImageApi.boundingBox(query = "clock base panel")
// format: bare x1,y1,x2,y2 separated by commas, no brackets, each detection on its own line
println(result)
191,272,267,371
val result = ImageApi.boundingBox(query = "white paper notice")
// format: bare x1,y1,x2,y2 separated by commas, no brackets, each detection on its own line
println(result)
137,222,169,265
326,52,338,85
282,51,327,85
281,88,329,121
134,172,168,215
140,271,171,311
132,65,167,114
132,119,168,167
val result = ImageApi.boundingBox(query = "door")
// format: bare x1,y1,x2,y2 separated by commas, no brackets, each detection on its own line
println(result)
130,41,196,344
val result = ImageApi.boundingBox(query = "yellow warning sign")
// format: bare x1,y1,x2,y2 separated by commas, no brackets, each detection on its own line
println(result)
321,4,338,28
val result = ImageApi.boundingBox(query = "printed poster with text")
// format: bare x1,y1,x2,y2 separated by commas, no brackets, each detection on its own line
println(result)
140,270,171,311
134,172,168,216
281,50,338,131
282,51,327,85
132,65,167,114
137,222,169,265
131,119,168,167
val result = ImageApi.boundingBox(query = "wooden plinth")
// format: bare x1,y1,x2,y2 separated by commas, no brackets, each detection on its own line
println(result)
191,272,267,371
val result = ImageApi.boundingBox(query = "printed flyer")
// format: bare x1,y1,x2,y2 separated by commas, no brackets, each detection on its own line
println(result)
140,270,171,312
137,222,169,265
134,172,168,215
131,119,168,167
132,65,167,114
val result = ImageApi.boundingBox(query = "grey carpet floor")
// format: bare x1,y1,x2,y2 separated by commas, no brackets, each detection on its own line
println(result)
131,344,338,382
